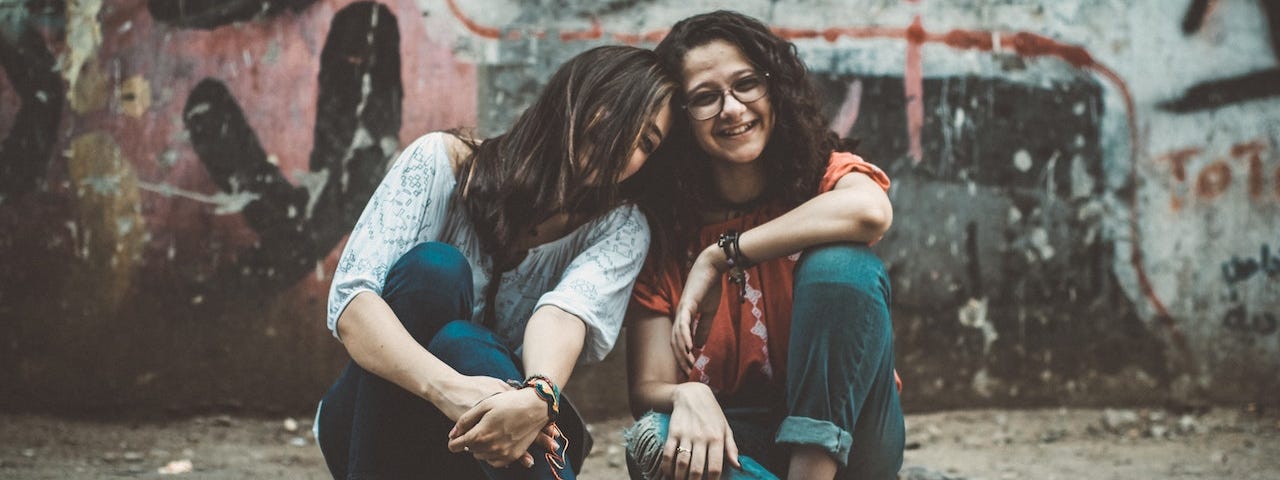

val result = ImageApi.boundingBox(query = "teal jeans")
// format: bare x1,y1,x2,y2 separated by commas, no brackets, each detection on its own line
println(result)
625,244,904,479
316,242,581,480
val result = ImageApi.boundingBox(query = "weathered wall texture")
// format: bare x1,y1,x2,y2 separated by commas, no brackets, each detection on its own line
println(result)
1,0,1276,415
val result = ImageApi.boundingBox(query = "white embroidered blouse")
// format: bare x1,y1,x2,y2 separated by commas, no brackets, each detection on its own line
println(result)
327,132,650,364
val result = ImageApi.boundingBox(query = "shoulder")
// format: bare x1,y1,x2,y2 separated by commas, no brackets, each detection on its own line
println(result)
596,204,651,235
439,130,478,175
394,131,476,177
822,151,890,193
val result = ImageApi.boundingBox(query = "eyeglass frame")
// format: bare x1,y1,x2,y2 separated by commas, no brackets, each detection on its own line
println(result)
681,71,771,121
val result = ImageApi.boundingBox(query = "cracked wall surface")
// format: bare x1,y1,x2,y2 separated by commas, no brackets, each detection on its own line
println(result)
1,0,1276,414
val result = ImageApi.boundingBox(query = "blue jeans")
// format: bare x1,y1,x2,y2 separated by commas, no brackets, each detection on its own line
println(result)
625,244,904,479
316,242,577,480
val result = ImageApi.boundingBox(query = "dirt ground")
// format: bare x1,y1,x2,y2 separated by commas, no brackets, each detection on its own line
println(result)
2,406,1278,479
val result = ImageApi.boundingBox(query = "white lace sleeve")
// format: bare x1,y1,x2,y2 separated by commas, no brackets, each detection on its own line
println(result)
535,205,651,364
326,133,449,339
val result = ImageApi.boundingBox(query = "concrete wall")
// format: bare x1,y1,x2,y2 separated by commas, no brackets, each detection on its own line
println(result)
1,0,1276,415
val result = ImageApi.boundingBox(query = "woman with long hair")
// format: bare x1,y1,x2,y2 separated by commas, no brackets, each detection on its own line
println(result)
315,45,675,479
625,11,904,480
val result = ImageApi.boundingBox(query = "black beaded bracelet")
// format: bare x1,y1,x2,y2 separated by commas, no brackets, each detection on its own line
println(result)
717,230,752,302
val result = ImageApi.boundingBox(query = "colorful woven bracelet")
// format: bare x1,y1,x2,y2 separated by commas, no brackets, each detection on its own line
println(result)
523,374,560,424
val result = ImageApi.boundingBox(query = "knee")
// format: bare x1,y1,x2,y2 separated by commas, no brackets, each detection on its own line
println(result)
623,412,670,480
792,244,892,337
387,242,472,292
427,320,522,379
795,243,886,289
428,320,496,363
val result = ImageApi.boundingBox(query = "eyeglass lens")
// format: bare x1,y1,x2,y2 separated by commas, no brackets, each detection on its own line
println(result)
687,74,767,120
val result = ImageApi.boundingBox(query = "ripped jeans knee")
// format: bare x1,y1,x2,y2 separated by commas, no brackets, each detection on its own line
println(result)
623,411,779,480
623,412,669,480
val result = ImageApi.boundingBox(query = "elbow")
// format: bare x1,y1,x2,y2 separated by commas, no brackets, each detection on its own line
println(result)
628,399,646,421
627,385,647,420
839,199,892,243
627,379,663,420
858,201,893,239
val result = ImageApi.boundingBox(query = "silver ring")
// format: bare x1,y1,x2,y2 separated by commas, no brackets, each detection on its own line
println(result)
675,446,691,456
463,446,471,453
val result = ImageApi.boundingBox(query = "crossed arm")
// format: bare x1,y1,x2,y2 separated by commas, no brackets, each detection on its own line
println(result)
670,172,893,372
338,294,581,468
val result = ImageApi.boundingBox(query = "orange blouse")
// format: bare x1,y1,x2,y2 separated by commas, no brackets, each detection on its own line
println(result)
631,152,893,398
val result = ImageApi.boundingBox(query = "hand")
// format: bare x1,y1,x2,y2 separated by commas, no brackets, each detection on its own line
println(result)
447,388,557,468
661,383,741,480
437,375,514,422
672,245,727,375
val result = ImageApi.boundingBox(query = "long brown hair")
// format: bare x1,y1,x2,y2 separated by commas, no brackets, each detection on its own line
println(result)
643,10,855,266
457,45,675,324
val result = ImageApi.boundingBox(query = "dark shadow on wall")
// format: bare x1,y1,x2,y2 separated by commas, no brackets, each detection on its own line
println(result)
175,1,402,304
0,16,65,199
1161,0,1280,112
815,73,1171,408
147,0,321,29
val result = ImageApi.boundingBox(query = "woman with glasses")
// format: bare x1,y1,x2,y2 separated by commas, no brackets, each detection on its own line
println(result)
315,45,675,479
623,11,904,480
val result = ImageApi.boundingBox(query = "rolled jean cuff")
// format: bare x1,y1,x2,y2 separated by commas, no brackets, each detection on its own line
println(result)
775,416,852,466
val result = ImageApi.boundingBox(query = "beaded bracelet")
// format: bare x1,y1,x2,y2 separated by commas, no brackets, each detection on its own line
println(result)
717,230,752,302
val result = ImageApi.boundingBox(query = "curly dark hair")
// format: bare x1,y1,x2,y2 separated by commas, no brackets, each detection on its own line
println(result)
643,10,854,265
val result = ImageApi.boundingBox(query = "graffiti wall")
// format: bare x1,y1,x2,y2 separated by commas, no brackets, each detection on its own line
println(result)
1,0,1276,413
0,0,475,412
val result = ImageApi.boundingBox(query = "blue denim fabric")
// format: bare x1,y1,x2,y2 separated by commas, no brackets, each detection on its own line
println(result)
624,411,779,479
316,242,575,480
623,243,903,480
778,243,904,479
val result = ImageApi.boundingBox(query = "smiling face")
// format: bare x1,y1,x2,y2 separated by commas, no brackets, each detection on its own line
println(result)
680,39,775,166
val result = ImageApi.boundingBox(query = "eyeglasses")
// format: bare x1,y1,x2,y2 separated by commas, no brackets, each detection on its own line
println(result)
683,72,769,121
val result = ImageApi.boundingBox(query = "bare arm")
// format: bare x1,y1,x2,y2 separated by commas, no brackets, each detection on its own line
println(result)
627,308,684,418
522,305,587,387
447,202,647,467
735,172,892,265
671,172,894,371
627,307,741,478
330,133,513,421
337,292,511,421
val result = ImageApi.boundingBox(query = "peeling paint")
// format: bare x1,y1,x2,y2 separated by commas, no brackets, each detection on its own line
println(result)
69,60,108,113
62,0,104,112
1013,149,1032,172
1029,228,1055,260
971,367,994,398
118,75,151,118
4,0,1277,415
66,132,145,313
135,181,260,215
958,297,997,355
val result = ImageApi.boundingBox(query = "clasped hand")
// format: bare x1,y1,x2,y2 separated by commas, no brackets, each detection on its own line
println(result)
446,384,560,468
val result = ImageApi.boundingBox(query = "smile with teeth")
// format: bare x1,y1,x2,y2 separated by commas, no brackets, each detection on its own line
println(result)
718,120,757,137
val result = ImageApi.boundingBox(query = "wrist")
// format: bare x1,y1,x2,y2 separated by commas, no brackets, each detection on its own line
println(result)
514,374,560,424
428,373,469,402
517,388,547,417
700,244,731,272
671,382,712,407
